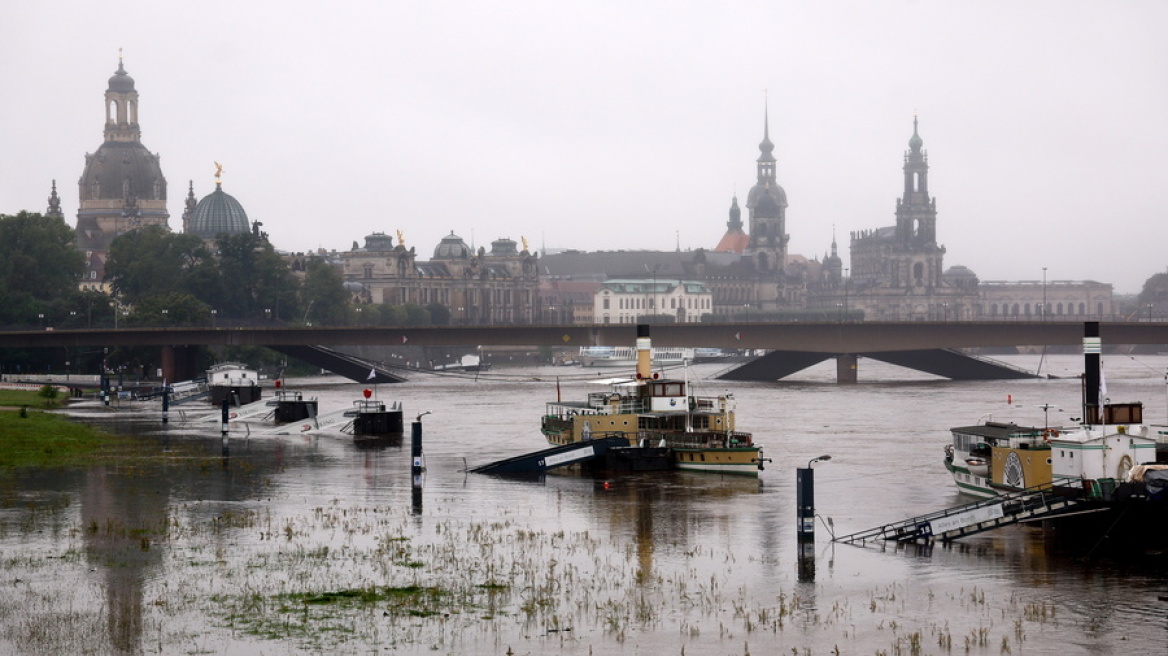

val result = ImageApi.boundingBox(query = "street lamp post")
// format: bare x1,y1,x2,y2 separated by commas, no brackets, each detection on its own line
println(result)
797,454,832,551
37,313,44,330
1041,267,1047,322
210,309,217,328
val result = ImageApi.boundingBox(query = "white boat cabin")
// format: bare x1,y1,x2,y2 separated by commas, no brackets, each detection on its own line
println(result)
206,362,259,388
1050,402,1161,491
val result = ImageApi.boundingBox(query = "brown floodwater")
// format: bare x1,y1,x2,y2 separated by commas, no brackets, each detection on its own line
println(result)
1,353,1166,654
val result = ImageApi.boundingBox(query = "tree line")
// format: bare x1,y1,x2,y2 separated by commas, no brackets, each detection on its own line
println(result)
0,212,448,376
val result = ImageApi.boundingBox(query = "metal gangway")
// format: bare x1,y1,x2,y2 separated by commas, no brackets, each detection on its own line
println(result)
833,484,1096,545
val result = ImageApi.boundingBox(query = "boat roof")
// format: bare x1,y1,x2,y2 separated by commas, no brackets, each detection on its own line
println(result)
589,377,641,387
951,422,1044,439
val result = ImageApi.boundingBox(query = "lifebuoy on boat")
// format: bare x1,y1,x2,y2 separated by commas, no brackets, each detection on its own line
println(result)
1042,428,1059,442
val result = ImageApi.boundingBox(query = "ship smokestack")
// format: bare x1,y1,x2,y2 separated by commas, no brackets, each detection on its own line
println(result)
1083,321,1102,424
636,324,652,380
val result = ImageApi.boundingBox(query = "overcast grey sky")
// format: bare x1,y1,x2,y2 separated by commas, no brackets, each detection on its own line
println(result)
2,1,1165,293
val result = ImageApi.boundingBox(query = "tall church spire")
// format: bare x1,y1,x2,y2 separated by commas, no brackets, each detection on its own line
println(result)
46,180,63,219
745,102,789,269
897,115,935,244
714,194,748,253
756,101,776,182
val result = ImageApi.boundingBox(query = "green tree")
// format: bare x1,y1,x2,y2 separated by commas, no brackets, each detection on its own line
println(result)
215,232,300,322
128,292,211,327
425,303,452,326
104,225,216,305
374,304,408,326
0,212,85,325
1136,272,1168,320
403,304,431,326
301,258,352,326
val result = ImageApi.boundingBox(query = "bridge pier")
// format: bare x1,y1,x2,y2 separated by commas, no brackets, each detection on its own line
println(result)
161,345,201,383
836,354,858,384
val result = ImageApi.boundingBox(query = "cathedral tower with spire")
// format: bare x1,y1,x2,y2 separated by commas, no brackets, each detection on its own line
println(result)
847,117,975,320
744,107,789,272
75,56,169,284
895,116,938,246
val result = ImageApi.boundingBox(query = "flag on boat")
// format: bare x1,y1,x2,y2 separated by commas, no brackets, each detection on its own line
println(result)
1099,362,1108,402
367,368,377,381
401,335,409,344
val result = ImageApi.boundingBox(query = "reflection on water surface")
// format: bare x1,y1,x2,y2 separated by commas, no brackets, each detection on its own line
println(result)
1,355,1165,654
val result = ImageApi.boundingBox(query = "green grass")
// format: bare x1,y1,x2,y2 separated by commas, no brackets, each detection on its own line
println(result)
0,388,63,410
0,409,123,468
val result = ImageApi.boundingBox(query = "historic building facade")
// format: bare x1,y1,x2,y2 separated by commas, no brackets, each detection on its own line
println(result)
593,279,713,324
340,231,541,324
977,280,1115,319
74,58,170,286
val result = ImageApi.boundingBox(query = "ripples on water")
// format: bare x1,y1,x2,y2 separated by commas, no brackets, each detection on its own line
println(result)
1,353,1165,654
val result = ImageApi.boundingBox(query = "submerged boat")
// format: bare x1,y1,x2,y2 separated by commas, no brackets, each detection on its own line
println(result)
206,362,262,406
270,384,318,424
944,322,1168,534
544,325,764,475
343,388,404,441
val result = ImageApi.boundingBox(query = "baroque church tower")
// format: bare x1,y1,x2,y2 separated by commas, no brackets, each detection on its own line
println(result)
847,117,975,320
895,116,939,252
75,56,169,284
744,108,789,272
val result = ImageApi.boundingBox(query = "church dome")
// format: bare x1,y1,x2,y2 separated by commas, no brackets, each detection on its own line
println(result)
749,184,787,218
433,231,471,259
188,184,250,240
943,265,978,279
908,116,924,151
108,62,135,93
79,141,166,203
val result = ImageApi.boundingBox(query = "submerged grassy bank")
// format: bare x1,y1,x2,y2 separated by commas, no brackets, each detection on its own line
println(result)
0,403,126,468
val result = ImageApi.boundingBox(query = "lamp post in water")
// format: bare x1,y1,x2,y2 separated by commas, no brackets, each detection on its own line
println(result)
797,455,832,541
797,455,831,581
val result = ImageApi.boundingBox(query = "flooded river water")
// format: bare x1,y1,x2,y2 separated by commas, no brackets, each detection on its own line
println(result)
2,352,1166,654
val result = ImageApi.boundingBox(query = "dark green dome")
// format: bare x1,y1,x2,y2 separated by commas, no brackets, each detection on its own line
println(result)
189,184,250,240
108,61,135,93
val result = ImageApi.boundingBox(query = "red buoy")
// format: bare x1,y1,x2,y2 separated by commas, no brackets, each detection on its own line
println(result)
363,388,372,399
